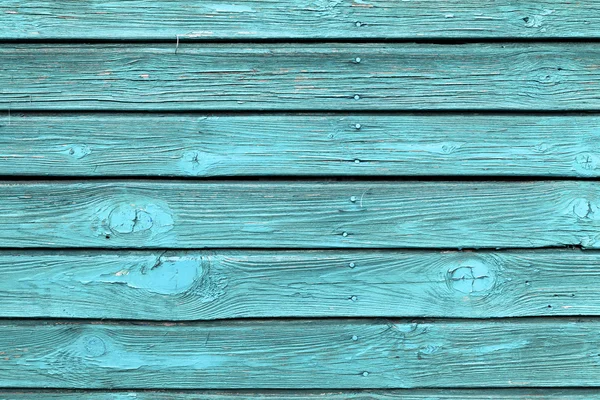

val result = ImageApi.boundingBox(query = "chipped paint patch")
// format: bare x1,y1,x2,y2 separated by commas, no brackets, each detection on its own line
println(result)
93,199,174,239
446,257,496,295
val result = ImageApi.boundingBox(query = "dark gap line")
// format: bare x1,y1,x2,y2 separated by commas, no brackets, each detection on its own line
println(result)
5,108,600,114
0,387,599,392
0,315,597,324
5,110,600,116
1,37,600,45
1,176,600,182
0,245,588,252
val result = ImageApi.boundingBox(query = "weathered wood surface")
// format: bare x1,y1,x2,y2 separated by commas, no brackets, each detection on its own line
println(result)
1,181,600,249
3,113,600,177
2,389,600,399
2,44,600,111
1,1,598,40
2,319,600,388
2,250,598,320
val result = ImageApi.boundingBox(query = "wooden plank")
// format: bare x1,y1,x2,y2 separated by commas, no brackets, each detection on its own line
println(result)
3,113,600,177
2,250,599,320
2,389,600,399
2,44,599,111
0,181,599,249
2,319,600,388
1,1,599,40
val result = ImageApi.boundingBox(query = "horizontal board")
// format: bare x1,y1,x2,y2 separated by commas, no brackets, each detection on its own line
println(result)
3,114,600,177
1,1,598,40
2,44,600,111
1,181,599,249
2,389,600,399
2,250,599,319
2,319,600,388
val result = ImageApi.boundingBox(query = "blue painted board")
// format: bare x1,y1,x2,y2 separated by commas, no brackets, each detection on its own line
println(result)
2,114,600,177
1,389,600,399
0,181,599,249
2,44,599,110
1,0,598,40
2,319,600,388
0,250,597,319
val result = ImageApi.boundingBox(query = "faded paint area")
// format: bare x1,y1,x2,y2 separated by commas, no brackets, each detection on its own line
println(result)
203,3,255,13
18,330,226,372
77,254,203,295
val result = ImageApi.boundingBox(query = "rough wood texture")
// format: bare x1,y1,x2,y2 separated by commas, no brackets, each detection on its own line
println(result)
2,44,599,111
1,1,598,40
1,250,598,320
2,389,600,399
3,113,600,177
2,319,600,388
1,181,600,249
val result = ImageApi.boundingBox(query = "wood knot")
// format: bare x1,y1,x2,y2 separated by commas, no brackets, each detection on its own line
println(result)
95,200,174,239
447,259,495,295
64,144,91,159
83,336,106,357
574,153,599,175
179,150,221,176
572,198,599,220
109,204,154,234
522,9,553,29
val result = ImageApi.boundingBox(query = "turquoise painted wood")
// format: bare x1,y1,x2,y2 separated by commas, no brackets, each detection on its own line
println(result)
1,0,598,396
2,390,600,399
2,44,600,111
1,181,600,249
1,250,598,320
2,319,600,388
1,1,598,40
2,113,600,177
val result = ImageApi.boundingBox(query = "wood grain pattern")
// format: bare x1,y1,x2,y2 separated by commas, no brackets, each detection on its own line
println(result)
1,181,600,249
1,0,598,40
2,250,598,319
2,319,600,388
2,44,600,111
3,113,600,177
2,389,600,399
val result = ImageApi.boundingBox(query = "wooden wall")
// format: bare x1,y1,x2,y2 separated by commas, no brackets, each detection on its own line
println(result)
1,1,599,398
